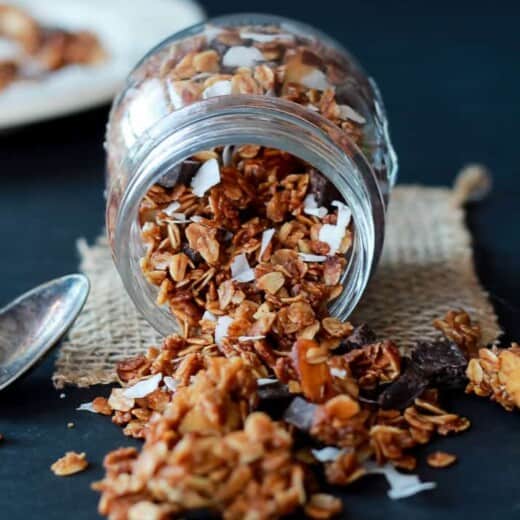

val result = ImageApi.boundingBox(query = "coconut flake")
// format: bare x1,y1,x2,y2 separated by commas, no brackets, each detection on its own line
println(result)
257,377,279,386
298,253,327,263
303,194,327,218
190,215,205,223
77,402,96,413
238,335,266,342
168,213,190,223
330,367,347,379
190,158,221,197
311,447,345,462
231,253,255,283
215,315,233,347
318,200,352,255
318,224,342,255
223,46,265,68
162,201,181,216
123,373,162,399
338,104,367,124
364,462,436,500
300,69,330,91
284,397,318,431
304,207,328,218
202,310,217,322
332,200,352,229
202,79,232,99
239,31,294,43
222,145,234,167
163,376,178,392
59,393,66,399
259,228,275,260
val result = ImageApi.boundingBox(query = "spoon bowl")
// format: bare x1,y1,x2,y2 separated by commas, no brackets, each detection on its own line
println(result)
0,274,89,391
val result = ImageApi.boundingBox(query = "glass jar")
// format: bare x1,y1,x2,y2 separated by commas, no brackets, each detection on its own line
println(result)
105,13,397,336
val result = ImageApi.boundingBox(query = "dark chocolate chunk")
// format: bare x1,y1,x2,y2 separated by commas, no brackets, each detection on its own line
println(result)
335,323,377,354
157,160,199,188
411,340,468,389
308,168,342,207
182,244,202,265
257,381,292,401
378,360,429,410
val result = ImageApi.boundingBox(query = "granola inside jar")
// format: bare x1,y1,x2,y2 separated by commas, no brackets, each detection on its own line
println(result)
105,14,397,337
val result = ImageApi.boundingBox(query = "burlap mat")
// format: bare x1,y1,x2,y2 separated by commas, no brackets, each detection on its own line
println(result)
53,168,501,388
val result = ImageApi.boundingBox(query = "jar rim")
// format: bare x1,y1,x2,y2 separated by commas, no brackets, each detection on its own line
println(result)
111,95,385,336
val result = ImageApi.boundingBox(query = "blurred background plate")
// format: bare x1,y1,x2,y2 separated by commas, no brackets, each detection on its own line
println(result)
0,0,205,129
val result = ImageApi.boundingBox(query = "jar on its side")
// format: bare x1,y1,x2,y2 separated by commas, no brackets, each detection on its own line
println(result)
106,14,397,336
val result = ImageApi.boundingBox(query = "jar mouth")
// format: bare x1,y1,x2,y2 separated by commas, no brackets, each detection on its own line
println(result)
112,96,385,336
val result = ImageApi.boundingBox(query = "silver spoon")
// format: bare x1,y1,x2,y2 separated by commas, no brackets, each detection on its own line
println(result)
0,274,89,391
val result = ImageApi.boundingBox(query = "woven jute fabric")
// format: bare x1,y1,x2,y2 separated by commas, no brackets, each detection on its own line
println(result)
53,176,501,388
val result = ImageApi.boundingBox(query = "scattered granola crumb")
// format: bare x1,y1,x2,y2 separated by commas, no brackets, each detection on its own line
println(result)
51,451,88,476
67,422,75,429
59,393,66,399
427,451,457,468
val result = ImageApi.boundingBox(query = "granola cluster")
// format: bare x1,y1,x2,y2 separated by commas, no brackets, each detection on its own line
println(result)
0,4,106,91
466,344,520,411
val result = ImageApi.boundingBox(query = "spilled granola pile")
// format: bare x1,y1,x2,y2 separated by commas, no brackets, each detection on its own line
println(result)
0,3,106,92
93,127,520,518
84,238,520,520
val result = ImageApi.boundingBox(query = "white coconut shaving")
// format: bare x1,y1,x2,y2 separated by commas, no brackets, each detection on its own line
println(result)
311,447,345,462
299,69,330,91
330,367,347,379
59,393,66,399
190,215,205,223
333,200,352,228
162,201,181,216
167,83,185,110
202,79,232,99
239,31,294,43
201,310,217,322
238,335,266,342
338,104,367,124
215,315,234,347
76,402,96,413
204,25,224,43
0,38,21,61
231,253,255,283
169,214,190,223
318,200,352,255
222,145,234,167
190,158,221,197
163,376,178,392
123,373,162,399
259,228,275,260
304,206,328,218
303,193,328,218
257,378,279,386
364,462,436,500
283,397,318,431
223,46,265,68
298,253,327,263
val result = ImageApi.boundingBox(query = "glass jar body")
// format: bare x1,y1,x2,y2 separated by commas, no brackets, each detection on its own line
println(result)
105,14,397,336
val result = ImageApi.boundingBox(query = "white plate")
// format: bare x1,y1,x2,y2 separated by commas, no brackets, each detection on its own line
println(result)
0,0,205,129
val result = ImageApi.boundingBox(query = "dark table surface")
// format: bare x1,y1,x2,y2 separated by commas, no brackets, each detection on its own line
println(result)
1,1,519,519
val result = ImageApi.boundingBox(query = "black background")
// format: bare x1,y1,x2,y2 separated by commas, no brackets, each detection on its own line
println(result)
1,1,519,518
